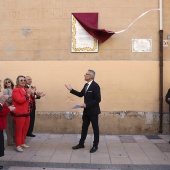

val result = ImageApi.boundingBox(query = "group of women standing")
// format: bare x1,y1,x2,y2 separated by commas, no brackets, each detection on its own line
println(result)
0,75,35,169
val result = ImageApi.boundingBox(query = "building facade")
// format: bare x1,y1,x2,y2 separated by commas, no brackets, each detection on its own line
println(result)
0,0,170,134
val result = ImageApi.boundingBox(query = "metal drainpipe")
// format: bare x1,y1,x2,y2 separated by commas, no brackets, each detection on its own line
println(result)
159,29,163,133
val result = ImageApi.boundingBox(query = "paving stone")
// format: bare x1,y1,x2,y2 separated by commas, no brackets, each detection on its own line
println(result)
145,135,162,139
155,143,170,152
119,136,136,143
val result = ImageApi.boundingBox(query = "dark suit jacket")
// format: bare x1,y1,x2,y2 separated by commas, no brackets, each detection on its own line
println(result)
25,85,41,110
165,89,170,111
70,81,101,115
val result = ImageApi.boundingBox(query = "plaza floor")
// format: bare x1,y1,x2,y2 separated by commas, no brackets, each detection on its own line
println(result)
0,133,170,170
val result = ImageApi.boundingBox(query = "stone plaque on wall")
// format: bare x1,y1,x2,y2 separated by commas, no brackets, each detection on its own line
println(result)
132,39,152,52
71,15,98,53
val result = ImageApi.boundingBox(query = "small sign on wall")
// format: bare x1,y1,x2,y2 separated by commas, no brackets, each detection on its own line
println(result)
132,39,152,52
163,40,168,47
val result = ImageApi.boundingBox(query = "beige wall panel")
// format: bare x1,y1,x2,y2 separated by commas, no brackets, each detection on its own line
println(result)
99,7,158,21
101,18,159,33
17,0,43,9
1,40,39,51
164,47,170,60
41,0,63,9
0,28,39,41
164,5,170,60
0,61,159,113
0,0,164,61
77,0,158,8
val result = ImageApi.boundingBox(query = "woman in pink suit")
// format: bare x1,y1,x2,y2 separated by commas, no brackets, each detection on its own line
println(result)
12,75,35,152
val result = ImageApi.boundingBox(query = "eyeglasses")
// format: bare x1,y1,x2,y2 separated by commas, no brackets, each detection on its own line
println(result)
19,79,26,82
5,81,11,84
85,73,91,76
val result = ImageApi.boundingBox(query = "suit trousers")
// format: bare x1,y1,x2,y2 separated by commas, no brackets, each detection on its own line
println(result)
79,114,99,147
5,114,15,145
0,130,4,157
27,106,35,134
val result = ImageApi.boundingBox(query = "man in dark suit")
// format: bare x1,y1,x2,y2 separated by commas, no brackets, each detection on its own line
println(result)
25,76,45,137
166,89,170,112
65,69,101,153
165,89,170,143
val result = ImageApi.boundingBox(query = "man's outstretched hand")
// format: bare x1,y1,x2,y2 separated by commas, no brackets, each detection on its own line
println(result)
65,84,72,91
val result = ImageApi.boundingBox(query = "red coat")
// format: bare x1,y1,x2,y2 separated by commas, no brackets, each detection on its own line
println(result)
12,87,29,114
0,103,10,130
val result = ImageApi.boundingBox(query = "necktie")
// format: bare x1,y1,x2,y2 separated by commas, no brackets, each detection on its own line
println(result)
85,83,88,94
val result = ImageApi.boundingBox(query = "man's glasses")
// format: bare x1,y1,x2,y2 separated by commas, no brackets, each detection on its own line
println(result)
85,73,91,76
19,79,26,82
5,81,11,84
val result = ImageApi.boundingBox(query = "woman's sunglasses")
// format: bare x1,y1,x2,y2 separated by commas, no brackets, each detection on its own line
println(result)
5,81,11,84
19,79,26,82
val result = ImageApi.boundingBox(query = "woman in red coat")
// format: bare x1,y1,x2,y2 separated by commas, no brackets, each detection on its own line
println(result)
0,103,10,169
0,80,15,169
12,75,35,152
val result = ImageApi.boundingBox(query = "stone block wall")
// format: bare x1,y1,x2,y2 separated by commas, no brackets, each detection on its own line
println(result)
33,111,169,135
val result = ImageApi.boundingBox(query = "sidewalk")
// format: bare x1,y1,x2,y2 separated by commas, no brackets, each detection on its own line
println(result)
0,133,170,170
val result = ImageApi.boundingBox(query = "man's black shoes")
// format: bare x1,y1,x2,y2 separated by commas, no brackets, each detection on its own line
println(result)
72,144,84,149
90,146,98,153
72,144,98,153
27,133,36,137
0,165,3,169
